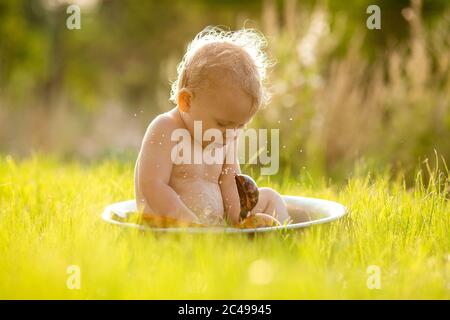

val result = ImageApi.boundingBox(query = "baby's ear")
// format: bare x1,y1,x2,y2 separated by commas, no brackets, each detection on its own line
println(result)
178,88,193,113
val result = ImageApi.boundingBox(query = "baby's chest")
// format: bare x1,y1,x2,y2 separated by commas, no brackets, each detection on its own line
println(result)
171,163,223,183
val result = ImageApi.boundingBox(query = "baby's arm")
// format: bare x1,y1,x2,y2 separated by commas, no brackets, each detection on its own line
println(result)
135,114,199,223
219,140,242,226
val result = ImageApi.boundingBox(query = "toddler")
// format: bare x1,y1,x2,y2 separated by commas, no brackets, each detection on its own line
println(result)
134,26,290,226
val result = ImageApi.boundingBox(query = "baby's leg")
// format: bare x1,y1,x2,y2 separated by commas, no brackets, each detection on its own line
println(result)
250,187,291,223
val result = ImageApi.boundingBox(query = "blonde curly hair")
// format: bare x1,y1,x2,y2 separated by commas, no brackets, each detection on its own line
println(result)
170,26,272,108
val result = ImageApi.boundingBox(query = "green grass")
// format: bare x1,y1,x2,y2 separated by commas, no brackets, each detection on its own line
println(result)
0,155,448,299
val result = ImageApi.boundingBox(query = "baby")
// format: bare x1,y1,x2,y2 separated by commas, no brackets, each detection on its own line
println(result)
134,27,290,226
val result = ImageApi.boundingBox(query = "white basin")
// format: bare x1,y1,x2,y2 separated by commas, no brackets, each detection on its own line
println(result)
102,196,347,233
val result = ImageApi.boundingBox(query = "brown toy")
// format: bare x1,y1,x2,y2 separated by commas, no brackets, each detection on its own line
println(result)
234,173,281,228
235,174,259,220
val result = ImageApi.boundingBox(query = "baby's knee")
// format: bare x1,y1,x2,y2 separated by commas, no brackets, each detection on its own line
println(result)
259,187,281,200
259,187,290,222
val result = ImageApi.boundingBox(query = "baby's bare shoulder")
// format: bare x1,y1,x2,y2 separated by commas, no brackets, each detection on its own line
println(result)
142,109,183,143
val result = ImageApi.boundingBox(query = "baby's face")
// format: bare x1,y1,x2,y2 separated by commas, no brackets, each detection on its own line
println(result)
186,80,258,146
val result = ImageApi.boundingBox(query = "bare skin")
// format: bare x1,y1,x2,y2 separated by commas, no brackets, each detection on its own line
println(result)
134,77,290,226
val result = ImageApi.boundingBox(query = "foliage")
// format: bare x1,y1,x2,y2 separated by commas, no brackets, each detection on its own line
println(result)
0,155,448,299
0,0,449,181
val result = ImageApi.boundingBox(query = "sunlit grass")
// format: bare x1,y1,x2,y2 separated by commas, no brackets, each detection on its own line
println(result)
0,154,448,299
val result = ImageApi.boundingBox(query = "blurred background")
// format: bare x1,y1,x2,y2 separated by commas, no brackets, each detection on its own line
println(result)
0,0,449,182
